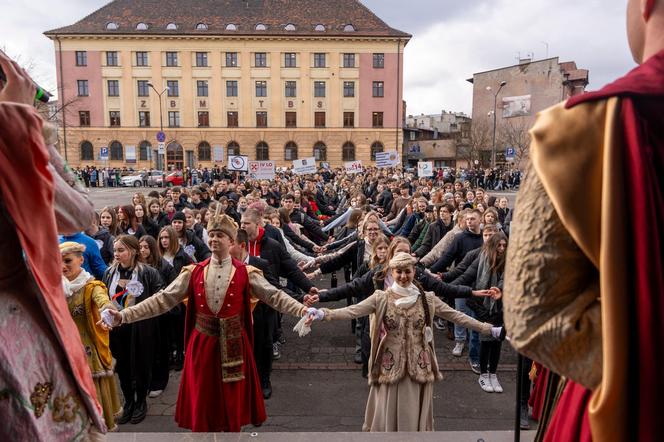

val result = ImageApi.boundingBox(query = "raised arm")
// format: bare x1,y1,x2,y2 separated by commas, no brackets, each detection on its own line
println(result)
319,292,379,321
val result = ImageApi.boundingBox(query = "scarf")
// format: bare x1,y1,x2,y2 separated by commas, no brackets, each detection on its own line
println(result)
108,265,140,309
391,281,420,309
62,270,93,298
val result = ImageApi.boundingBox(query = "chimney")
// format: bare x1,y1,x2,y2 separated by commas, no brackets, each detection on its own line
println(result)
519,58,531,65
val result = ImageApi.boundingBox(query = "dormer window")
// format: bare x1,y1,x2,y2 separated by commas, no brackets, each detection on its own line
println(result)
343,24,356,32
226,23,237,31
136,22,148,30
314,24,325,32
166,23,178,30
284,23,296,31
106,22,119,31
196,23,208,31
255,23,267,31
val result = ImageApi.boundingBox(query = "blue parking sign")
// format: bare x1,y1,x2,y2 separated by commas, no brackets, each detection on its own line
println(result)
100,147,109,160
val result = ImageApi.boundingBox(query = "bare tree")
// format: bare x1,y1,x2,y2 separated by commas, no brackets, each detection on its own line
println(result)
457,118,492,168
499,118,531,168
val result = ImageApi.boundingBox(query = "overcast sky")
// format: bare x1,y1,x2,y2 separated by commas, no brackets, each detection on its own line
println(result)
2,0,634,115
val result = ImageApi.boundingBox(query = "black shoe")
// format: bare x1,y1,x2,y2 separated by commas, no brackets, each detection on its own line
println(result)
173,353,184,372
262,381,272,400
353,352,363,364
117,401,134,425
130,400,147,424
361,363,368,379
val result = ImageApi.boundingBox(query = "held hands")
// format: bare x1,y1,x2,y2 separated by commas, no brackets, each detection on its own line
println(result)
96,309,122,330
472,289,493,297
490,326,506,341
489,287,502,300
303,287,320,307
303,307,325,326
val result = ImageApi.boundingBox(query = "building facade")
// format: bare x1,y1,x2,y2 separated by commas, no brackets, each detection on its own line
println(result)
403,111,471,168
468,57,588,166
45,0,409,169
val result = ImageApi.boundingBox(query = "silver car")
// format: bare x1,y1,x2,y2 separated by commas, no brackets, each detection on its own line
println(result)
121,170,163,187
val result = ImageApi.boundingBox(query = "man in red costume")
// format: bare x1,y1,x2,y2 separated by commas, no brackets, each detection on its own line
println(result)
504,1,664,441
103,211,311,432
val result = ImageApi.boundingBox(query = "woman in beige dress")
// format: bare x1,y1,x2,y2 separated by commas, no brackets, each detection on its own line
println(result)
307,252,503,432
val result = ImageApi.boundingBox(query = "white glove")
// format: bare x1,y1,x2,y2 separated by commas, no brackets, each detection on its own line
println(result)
491,326,504,340
306,307,325,321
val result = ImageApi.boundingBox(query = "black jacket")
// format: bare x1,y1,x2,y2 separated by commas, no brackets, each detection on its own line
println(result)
452,258,504,326
414,219,453,258
429,230,483,273
249,234,313,295
156,258,177,286
319,239,366,276
170,246,194,278
443,247,482,282
263,223,288,251
93,228,114,265
376,189,393,214
279,223,313,252
142,217,161,239
182,229,211,262
408,219,428,245
289,209,328,245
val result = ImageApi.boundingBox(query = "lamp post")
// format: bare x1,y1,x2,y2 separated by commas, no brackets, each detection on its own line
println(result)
488,80,507,168
147,83,168,171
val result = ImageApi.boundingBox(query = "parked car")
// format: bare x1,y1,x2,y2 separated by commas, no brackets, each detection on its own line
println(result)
164,171,184,187
120,170,163,187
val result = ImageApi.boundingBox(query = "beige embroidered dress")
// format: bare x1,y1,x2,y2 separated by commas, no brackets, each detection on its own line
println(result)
321,289,493,432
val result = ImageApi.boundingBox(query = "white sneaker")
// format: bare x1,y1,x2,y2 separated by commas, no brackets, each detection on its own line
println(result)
478,374,494,392
452,342,465,357
489,374,503,393
148,390,163,398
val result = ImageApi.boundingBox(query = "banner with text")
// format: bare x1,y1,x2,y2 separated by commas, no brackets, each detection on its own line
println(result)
344,160,363,174
292,157,317,175
375,151,400,168
417,161,434,177
248,161,276,180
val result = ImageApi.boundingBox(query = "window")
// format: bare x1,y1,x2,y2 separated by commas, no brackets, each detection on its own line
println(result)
79,111,90,127
314,53,326,68
80,141,93,160
139,141,151,161
198,111,209,127
255,52,267,67
75,51,87,66
227,111,239,127
227,141,240,156
166,52,178,66
226,80,238,97
106,22,119,31
109,111,121,127
314,81,326,97
226,52,238,67
137,80,149,97
256,111,267,127
284,142,298,160
166,23,178,30
196,23,208,31
195,52,208,67
343,112,354,128
314,24,325,32
285,81,296,97
167,80,179,97
371,141,384,161
225,23,237,31
342,142,356,161
343,81,355,97
136,51,148,66
372,111,384,128
373,53,384,68
255,81,267,97
138,111,150,127
314,112,326,128
198,142,211,161
106,51,118,66
284,23,296,31
168,111,180,127
197,80,208,97
256,141,269,160
342,53,355,68
373,81,384,97
107,80,119,97
313,142,327,161
110,140,123,160
77,80,89,97
284,53,297,67
343,24,355,32
255,23,267,31
285,112,297,128
136,23,149,31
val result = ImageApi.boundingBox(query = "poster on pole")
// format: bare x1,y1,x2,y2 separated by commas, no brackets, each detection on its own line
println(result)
213,145,224,162
344,160,363,174
228,155,249,171
126,145,136,163
417,161,434,177
292,157,317,175
375,151,400,168
248,161,276,180
100,146,109,161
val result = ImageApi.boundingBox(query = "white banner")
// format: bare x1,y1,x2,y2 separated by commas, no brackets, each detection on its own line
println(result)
213,145,224,162
344,160,363,174
418,161,434,177
157,142,165,155
126,145,136,163
248,161,276,180
375,151,399,168
228,155,249,171
292,157,317,175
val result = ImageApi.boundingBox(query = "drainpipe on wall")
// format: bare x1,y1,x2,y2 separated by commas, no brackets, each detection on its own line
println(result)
55,35,68,161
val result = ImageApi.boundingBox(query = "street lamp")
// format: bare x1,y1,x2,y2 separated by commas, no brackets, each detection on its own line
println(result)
487,80,507,168
147,83,169,171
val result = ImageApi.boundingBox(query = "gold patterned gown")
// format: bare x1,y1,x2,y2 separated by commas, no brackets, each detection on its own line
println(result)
66,280,122,431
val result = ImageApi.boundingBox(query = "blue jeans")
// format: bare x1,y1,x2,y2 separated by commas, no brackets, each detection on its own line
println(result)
454,298,480,364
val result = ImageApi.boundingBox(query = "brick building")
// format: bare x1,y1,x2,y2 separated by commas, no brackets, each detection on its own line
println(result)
45,0,409,169
468,57,588,166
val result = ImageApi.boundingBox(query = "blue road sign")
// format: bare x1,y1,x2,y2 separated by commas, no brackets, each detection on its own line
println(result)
156,131,166,142
100,147,109,160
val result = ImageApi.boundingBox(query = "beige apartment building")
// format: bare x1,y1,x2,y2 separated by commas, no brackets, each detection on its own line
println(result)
45,0,410,169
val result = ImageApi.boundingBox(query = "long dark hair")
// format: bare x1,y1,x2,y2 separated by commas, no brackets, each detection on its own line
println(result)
120,204,139,232
139,235,162,268
482,232,508,274
413,280,432,330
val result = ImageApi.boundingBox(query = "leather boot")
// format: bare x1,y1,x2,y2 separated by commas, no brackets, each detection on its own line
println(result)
117,400,134,425
130,399,147,424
